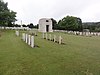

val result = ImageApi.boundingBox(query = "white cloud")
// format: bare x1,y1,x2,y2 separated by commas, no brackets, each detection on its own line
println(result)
3,0,100,24
79,2,100,22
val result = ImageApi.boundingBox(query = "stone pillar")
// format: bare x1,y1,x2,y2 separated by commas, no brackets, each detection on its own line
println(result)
28,35,31,45
31,36,34,48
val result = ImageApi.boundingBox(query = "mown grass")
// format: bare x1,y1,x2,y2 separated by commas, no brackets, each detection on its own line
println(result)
0,30,100,75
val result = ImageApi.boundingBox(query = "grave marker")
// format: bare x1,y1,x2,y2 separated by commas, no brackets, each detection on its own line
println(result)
28,35,31,45
31,36,34,48
59,36,62,44
16,31,19,36
54,35,56,42
25,34,28,43
22,33,25,41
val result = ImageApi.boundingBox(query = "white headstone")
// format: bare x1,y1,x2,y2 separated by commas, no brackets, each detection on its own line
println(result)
31,36,34,48
25,34,28,43
28,35,31,45
79,32,82,35
54,35,56,42
59,36,62,44
91,32,93,36
16,31,19,36
22,33,25,41
98,33,100,36
86,32,89,36
74,31,77,35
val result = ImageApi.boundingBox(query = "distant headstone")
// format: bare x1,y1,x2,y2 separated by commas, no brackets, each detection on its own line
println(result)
79,32,82,36
94,32,96,36
91,32,93,36
74,31,77,35
86,32,89,36
16,31,19,36
98,33,100,36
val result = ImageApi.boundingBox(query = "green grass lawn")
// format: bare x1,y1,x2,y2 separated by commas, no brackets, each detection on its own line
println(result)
0,30,100,75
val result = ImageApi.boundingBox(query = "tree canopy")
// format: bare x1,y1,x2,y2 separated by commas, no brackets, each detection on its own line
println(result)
58,16,82,31
0,0,17,26
51,18,57,30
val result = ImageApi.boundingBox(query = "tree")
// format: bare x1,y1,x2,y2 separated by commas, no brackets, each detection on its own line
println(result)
22,24,27,27
51,18,58,29
0,0,17,26
28,23,34,28
58,16,82,31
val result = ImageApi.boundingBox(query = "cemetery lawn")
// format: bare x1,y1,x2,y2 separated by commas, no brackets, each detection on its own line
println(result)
0,30,100,75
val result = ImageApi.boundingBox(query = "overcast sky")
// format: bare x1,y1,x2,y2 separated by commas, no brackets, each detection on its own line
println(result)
3,0,100,25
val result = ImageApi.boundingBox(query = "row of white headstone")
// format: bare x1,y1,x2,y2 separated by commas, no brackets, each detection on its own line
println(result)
42,33,63,44
72,31,100,36
22,33,35,48
1,27,31,30
54,30,100,36
15,31,35,48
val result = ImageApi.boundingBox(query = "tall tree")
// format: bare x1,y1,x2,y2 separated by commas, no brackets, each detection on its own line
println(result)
51,18,58,30
58,16,82,31
0,0,17,26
